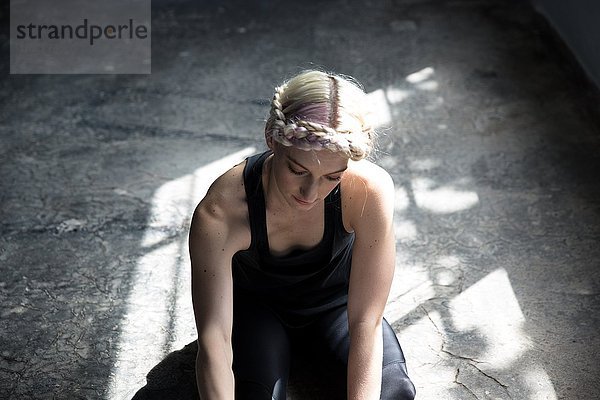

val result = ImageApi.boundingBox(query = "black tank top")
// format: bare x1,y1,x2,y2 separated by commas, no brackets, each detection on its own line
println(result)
232,151,355,327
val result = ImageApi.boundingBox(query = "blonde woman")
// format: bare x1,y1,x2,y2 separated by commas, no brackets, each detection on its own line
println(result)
189,70,416,400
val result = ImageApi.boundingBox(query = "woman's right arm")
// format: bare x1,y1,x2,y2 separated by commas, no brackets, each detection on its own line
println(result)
189,191,239,400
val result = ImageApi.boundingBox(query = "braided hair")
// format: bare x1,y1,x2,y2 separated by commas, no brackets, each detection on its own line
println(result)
265,70,375,161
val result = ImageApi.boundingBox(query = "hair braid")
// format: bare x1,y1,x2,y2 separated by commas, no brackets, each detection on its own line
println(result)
266,70,375,161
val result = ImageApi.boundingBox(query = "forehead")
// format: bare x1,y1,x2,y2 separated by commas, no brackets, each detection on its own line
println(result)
280,145,349,171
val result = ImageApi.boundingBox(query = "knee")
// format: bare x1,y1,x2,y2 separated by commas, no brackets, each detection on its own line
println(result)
235,379,286,400
381,362,416,400
390,376,416,400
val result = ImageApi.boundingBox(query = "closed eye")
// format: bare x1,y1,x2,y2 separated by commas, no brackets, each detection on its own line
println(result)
288,164,307,176
288,162,342,181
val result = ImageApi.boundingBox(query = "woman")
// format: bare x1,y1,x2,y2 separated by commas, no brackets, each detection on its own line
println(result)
189,70,416,400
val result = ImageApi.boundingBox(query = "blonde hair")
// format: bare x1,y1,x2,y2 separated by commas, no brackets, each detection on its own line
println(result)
265,70,375,161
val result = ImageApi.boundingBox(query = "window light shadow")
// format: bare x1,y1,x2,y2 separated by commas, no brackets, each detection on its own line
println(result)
106,147,256,399
369,67,558,399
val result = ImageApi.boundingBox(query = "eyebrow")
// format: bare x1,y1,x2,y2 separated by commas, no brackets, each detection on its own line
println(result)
287,156,348,175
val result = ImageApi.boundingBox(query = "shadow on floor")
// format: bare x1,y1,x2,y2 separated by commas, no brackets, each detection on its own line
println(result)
132,340,346,400
132,341,199,400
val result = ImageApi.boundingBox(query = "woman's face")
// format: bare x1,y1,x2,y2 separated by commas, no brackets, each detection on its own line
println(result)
268,143,349,211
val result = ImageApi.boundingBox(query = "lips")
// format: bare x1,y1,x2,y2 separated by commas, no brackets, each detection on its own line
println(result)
293,195,314,206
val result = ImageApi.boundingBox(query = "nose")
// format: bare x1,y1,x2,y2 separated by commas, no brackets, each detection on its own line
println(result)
299,178,318,202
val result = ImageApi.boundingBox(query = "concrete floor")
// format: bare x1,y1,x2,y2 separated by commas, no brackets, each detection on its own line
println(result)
1,0,600,399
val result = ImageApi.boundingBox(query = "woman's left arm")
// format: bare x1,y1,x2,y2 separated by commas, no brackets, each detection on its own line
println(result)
346,166,396,400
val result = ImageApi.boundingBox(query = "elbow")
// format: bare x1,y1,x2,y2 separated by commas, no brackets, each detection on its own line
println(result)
196,328,233,365
348,307,384,333
348,316,383,339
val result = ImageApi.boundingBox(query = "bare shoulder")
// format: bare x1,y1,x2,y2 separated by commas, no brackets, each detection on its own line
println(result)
341,159,395,203
191,161,250,251
340,159,395,232
346,159,393,189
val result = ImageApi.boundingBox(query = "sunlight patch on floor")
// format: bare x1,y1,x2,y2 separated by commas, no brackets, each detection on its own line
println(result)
449,268,530,367
412,177,479,214
106,147,256,400
392,267,558,399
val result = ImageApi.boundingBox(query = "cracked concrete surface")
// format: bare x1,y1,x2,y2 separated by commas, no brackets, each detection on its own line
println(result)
1,0,600,399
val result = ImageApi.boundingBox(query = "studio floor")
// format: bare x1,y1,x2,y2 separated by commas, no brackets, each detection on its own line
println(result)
1,0,599,399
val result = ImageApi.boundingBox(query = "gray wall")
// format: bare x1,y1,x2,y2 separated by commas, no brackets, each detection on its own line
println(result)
532,0,600,88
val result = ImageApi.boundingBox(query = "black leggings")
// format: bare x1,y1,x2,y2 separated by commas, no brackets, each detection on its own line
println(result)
232,298,416,400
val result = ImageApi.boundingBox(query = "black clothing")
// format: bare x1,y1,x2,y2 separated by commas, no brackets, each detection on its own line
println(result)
233,296,416,400
232,150,355,328
231,151,416,400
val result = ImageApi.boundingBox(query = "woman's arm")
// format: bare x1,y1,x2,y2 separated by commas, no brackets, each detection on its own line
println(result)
346,165,396,400
189,186,242,400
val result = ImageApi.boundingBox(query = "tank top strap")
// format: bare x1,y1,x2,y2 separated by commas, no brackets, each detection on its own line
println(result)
325,183,347,238
243,151,272,252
